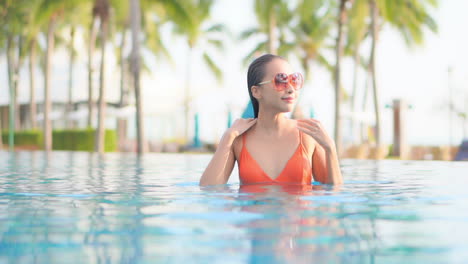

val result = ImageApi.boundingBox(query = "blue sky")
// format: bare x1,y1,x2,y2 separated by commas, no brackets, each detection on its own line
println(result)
1,0,467,146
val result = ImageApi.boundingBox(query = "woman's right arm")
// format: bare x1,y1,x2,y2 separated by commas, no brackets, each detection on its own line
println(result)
199,118,257,186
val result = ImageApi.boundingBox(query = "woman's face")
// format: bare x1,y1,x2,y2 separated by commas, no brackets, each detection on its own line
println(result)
254,58,298,114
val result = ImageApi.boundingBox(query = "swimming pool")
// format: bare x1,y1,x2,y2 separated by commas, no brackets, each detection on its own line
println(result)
1,151,467,263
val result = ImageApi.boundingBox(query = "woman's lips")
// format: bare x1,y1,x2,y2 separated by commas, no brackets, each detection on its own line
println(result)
282,98,294,103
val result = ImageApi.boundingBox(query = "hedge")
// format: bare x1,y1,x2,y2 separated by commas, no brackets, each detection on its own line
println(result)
1,130,42,147
2,129,117,152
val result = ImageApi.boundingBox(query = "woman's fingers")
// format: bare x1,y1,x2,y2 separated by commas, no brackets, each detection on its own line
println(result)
297,126,317,136
236,118,256,132
297,120,318,129
247,119,257,127
297,121,318,133
298,118,320,126
298,119,325,133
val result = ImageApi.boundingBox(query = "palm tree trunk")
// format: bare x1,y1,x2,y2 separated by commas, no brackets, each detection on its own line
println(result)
6,35,15,148
351,42,361,144
13,36,23,131
44,16,57,151
29,39,37,130
130,0,145,154
7,36,21,133
88,17,98,128
369,0,381,150
67,27,76,129
267,10,276,54
360,66,370,143
119,30,128,106
95,20,108,153
334,0,348,155
184,47,192,143
117,29,128,149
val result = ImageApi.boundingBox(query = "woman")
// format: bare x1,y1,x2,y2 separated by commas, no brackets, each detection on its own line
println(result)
200,54,343,186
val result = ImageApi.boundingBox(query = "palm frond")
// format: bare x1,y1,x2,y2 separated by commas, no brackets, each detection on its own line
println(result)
206,23,226,33
317,53,333,73
207,38,224,52
242,41,267,66
239,27,261,41
203,52,222,84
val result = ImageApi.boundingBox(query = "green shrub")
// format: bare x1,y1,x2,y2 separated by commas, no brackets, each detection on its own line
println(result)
53,129,117,152
104,130,117,152
387,144,394,157
74,129,95,151
1,130,42,146
2,129,117,152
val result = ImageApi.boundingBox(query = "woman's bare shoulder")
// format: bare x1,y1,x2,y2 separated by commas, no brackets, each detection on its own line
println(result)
232,123,256,155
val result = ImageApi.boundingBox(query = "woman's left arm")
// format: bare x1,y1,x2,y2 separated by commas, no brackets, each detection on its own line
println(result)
297,119,343,185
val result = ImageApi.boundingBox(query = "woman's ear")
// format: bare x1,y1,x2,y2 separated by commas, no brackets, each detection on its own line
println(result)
251,85,262,99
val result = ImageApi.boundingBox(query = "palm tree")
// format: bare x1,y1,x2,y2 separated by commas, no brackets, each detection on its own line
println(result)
240,0,292,62
368,0,380,152
124,0,190,153
36,0,82,151
254,0,282,54
40,2,89,131
56,18,80,128
7,20,27,132
367,0,438,153
65,26,76,129
5,36,15,137
287,0,334,121
11,36,25,131
87,13,99,128
43,14,57,151
22,0,47,131
345,0,369,144
170,0,225,143
334,0,353,154
27,37,39,130
129,0,144,153
94,0,111,153
292,0,334,80
1,0,31,146
112,0,130,149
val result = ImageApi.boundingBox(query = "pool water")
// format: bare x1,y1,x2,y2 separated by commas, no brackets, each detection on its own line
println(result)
1,151,468,263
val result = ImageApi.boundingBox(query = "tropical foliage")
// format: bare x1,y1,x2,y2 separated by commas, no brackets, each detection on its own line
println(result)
0,0,439,156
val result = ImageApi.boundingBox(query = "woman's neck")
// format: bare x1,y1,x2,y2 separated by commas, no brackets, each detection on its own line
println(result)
255,110,289,135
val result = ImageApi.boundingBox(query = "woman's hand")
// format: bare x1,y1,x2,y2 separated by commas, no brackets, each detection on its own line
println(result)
296,118,335,150
226,118,257,138
200,118,256,186
297,118,343,185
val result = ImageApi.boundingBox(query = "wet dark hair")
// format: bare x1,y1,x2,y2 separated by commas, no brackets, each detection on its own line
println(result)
247,54,284,118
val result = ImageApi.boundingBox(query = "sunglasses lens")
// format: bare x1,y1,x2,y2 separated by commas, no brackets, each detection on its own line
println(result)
273,73,303,90
274,73,289,90
291,73,303,90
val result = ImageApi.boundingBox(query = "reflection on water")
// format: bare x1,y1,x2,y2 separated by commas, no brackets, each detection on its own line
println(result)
0,151,468,263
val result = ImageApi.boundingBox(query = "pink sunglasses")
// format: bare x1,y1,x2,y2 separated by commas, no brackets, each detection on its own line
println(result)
257,72,304,91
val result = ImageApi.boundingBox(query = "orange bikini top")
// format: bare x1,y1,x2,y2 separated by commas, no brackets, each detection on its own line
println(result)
238,130,312,185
